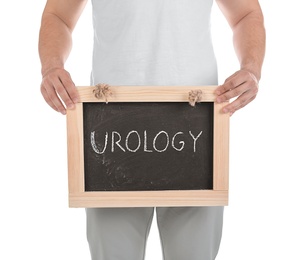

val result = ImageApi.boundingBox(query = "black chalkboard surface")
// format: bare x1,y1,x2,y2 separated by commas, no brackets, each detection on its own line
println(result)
83,102,213,191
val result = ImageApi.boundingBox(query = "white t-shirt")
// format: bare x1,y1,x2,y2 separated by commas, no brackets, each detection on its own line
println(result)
91,0,217,86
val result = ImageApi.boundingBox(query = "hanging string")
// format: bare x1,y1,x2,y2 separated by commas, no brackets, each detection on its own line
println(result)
93,83,113,104
188,90,203,106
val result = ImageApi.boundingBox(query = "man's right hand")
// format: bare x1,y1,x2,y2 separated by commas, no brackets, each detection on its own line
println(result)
39,0,87,114
40,68,79,115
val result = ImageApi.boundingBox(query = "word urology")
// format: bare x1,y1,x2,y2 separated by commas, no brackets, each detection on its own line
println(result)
91,130,203,154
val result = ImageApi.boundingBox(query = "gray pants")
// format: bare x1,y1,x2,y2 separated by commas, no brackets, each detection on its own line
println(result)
86,207,224,260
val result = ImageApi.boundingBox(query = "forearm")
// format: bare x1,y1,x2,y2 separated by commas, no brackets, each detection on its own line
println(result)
232,10,266,81
38,12,73,76
214,0,266,114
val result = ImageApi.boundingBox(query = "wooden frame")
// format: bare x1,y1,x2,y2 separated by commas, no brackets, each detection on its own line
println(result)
66,85,229,207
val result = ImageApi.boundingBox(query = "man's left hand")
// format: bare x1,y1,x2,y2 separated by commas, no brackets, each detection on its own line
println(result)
215,69,259,116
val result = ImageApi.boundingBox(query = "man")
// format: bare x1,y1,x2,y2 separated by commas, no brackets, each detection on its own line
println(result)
39,0,265,259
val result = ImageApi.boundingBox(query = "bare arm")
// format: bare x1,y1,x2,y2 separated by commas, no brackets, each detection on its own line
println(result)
215,0,266,115
39,0,87,114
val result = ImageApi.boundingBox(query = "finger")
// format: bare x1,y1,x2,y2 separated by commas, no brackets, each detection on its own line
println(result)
43,68,78,110
217,80,251,104
59,73,79,105
217,71,258,102
235,95,256,111
50,76,76,110
40,85,61,113
43,79,67,115
216,73,247,99
222,89,257,114
216,69,256,96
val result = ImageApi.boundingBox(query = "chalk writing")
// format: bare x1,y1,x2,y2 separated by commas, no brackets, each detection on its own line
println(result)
91,130,203,154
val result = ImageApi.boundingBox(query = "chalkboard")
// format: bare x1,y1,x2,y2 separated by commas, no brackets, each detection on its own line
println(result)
83,102,213,191
66,85,229,208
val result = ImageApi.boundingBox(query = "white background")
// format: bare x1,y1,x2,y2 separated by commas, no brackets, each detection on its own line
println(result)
1,1,302,259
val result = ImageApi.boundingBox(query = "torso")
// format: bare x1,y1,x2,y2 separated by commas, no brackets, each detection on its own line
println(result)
91,0,217,86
